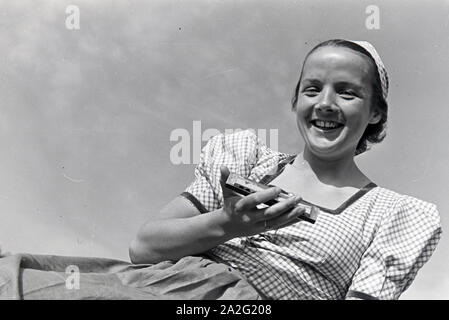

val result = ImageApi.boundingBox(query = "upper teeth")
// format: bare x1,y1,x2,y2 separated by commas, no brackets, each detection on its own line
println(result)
315,120,339,129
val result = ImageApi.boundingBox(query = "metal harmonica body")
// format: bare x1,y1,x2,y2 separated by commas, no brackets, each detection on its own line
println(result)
224,172,319,224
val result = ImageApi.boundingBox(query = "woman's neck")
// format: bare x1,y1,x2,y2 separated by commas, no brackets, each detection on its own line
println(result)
292,149,368,188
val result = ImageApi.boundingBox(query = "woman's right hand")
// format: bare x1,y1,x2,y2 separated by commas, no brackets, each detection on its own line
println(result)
219,166,305,238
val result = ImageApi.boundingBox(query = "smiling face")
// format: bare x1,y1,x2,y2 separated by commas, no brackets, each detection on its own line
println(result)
294,46,381,161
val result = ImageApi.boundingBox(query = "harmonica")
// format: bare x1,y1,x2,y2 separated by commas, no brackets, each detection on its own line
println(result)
224,172,319,224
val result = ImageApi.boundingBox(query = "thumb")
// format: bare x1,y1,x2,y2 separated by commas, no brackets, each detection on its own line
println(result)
220,165,230,184
219,165,236,198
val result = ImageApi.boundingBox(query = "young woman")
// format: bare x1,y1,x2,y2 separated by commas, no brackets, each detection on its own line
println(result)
129,39,442,300
0,39,441,300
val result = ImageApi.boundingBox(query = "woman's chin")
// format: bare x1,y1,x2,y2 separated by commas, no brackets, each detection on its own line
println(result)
307,140,346,157
299,126,355,158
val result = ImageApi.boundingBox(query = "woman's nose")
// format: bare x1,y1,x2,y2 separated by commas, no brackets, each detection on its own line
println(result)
316,89,337,113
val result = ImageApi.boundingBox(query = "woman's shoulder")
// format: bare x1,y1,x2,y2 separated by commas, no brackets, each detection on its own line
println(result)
371,186,441,225
205,129,292,162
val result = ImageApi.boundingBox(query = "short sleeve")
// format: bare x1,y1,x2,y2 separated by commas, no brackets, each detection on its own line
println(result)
346,195,442,300
181,130,269,213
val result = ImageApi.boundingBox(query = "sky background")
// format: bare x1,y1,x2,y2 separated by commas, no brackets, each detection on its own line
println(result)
0,0,447,299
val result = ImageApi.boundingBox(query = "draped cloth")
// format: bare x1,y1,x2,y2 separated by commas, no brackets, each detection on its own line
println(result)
0,253,261,300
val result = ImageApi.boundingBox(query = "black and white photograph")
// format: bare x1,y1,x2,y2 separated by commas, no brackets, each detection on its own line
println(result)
0,0,447,303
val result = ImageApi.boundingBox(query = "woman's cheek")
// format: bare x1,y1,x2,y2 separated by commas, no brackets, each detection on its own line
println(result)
295,101,314,120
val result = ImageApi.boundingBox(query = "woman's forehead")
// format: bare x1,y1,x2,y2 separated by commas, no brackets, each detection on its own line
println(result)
302,46,374,84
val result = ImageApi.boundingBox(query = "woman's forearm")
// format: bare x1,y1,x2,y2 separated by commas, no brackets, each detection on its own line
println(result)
129,209,234,264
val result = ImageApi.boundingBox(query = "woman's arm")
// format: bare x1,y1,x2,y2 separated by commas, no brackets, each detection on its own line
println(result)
129,196,232,264
129,167,305,265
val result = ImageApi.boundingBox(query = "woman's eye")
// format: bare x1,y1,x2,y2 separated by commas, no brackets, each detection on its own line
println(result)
303,87,320,96
339,91,357,100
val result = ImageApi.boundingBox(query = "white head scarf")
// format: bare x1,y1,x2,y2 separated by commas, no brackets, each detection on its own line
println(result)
346,40,389,101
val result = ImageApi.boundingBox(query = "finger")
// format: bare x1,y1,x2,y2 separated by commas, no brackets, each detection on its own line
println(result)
260,195,302,221
219,166,237,198
219,165,230,184
234,187,282,212
262,206,306,230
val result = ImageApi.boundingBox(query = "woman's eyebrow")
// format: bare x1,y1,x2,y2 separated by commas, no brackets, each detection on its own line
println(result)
300,78,321,85
334,81,365,91
301,79,365,91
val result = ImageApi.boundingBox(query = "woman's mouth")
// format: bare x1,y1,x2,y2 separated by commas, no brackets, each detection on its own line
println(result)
310,119,344,131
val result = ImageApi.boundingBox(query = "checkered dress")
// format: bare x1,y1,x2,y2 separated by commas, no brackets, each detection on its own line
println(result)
181,130,442,300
